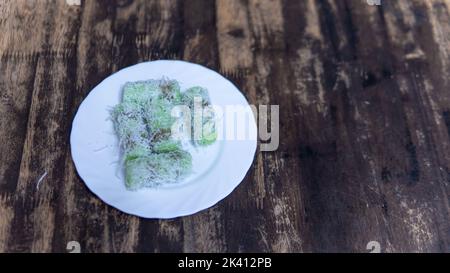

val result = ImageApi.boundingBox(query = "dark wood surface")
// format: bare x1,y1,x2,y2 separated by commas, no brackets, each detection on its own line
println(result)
0,0,449,253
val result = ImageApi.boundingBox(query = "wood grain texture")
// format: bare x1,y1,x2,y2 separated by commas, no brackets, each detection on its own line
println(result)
0,0,449,253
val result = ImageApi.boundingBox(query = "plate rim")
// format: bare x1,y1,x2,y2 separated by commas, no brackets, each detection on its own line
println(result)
70,60,257,219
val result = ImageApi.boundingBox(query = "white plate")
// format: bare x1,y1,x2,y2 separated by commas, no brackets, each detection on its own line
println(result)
70,60,257,218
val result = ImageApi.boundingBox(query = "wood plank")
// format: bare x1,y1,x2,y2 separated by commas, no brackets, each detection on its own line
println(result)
181,0,227,253
3,0,81,252
0,0,448,253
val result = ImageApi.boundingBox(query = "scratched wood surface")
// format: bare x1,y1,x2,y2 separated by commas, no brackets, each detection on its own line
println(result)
0,0,449,253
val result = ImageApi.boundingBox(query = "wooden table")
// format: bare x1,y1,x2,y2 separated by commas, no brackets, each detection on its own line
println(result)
0,0,449,253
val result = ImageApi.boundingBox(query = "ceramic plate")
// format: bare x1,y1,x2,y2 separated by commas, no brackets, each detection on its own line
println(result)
70,60,257,218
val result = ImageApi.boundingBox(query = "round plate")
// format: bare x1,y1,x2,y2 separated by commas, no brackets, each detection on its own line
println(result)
70,60,257,218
